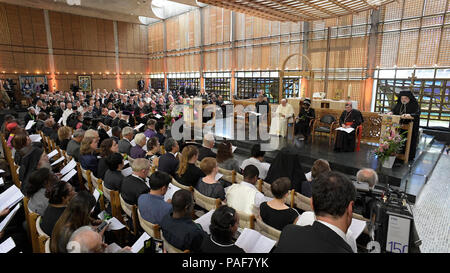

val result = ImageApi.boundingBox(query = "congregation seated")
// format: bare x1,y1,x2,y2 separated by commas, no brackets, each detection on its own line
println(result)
196,157,226,201
158,138,179,178
56,126,71,151
275,171,356,253
103,153,125,191
240,144,270,180
259,177,299,231
145,136,160,166
19,146,51,191
130,133,147,159
216,141,240,173
199,205,245,253
79,137,99,177
138,171,172,225
11,130,32,165
160,190,207,252
97,139,119,179
51,191,99,253
41,181,76,236
226,165,268,215
24,168,58,215
120,158,150,205
66,129,85,161
198,133,216,161
176,145,204,188
118,126,134,155
301,159,331,198
35,112,47,133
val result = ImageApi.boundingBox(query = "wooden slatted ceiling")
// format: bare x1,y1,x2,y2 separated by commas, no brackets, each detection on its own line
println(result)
200,0,395,21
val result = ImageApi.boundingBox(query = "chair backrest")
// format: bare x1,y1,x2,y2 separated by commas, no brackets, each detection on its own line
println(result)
193,189,222,211
235,172,244,183
96,178,106,211
161,231,189,253
254,217,281,241
137,209,161,239
23,197,40,253
320,114,336,124
90,172,99,189
284,190,295,208
81,168,93,193
119,194,138,235
293,192,312,212
36,216,49,239
38,235,48,253
261,181,274,198
218,167,235,184
171,178,193,192
119,194,134,217
236,210,255,229
103,185,112,202
109,190,123,222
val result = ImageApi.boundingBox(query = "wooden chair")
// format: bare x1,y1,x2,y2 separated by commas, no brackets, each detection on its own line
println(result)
36,216,49,239
137,209,161,239
260,180,274,198
293,192,312,212
218,167,236,184
235,172,244,183
254,217,281,242
102,185,112,202
161,232,190,253
311,114,338,146
76,162,86,191
236,210,255,229
38,235,49,254
23,197,40,253
81,168,93,193
193,189,222,211
44,237,51,253
171,178,193,192
90,174,106,211
119,194,139,236
109,190,123,223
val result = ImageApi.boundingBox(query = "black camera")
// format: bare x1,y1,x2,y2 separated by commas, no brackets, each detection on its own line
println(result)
366,185,421,253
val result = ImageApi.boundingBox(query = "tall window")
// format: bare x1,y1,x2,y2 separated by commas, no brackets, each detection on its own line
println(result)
282,78,300,98
236,71,280,103
373,68,450,129
204,72,231,100
150,79,164,90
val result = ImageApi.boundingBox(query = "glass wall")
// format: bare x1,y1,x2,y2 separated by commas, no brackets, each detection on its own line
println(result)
236,71,279,103
373,68,450,128
204,72,231,100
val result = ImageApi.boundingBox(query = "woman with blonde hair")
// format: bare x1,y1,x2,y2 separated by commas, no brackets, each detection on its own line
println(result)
195,157,225,201
57,126,72,150
79,137,99,176
176,145,204,187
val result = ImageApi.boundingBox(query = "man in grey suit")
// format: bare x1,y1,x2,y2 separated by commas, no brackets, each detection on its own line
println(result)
119,126,134,156
66,129,85,162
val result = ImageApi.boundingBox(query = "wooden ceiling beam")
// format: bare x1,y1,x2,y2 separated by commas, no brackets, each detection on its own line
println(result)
295,0,337,17
235,0,303,21
327,0,356,13
270,0,322,20
206,0,285,21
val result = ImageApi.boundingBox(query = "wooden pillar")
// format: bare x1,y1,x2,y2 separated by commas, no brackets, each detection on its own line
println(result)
302,21,310,98
364,9,380,111
324,27,331,96
113,21,121,89
163,20,168,91
200,7,205,90
43,10,55,92
230,11,237,98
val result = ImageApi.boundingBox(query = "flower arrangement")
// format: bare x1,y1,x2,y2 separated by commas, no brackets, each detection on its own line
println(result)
374,127,406,163
164,109,183,127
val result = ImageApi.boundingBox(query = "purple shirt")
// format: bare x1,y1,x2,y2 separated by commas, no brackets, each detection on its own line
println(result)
130,145,146,159
144,129,156,138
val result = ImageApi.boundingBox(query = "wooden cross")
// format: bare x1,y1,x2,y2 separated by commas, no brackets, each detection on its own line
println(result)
408,70,417,89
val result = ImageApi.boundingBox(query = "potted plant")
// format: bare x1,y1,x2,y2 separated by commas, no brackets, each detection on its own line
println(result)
375,127,406,168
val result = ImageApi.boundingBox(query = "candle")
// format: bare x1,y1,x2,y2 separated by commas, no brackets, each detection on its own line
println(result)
347,84,352,98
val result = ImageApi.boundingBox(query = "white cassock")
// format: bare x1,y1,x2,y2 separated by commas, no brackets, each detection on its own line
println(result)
269,103,294,137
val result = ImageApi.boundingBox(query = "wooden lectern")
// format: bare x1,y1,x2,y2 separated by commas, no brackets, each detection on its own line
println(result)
379,114,414,164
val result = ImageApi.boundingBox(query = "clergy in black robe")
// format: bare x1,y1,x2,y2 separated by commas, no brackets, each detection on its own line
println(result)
294,98,315,142
390,90,420,161
334,102,363,152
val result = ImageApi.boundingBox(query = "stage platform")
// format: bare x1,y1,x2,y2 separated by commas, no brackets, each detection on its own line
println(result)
188,118,447,204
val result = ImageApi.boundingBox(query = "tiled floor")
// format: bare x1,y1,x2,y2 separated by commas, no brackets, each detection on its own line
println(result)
412,153,450,253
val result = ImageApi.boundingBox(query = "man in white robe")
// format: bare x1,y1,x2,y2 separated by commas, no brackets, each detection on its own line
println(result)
269,99,294,137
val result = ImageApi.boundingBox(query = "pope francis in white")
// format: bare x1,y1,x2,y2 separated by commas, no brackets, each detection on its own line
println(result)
269,99,295,137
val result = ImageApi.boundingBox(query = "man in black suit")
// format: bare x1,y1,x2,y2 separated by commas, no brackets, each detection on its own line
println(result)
197,133,216,161
275,171,356,253
158,137,179,178
120,158,151,205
